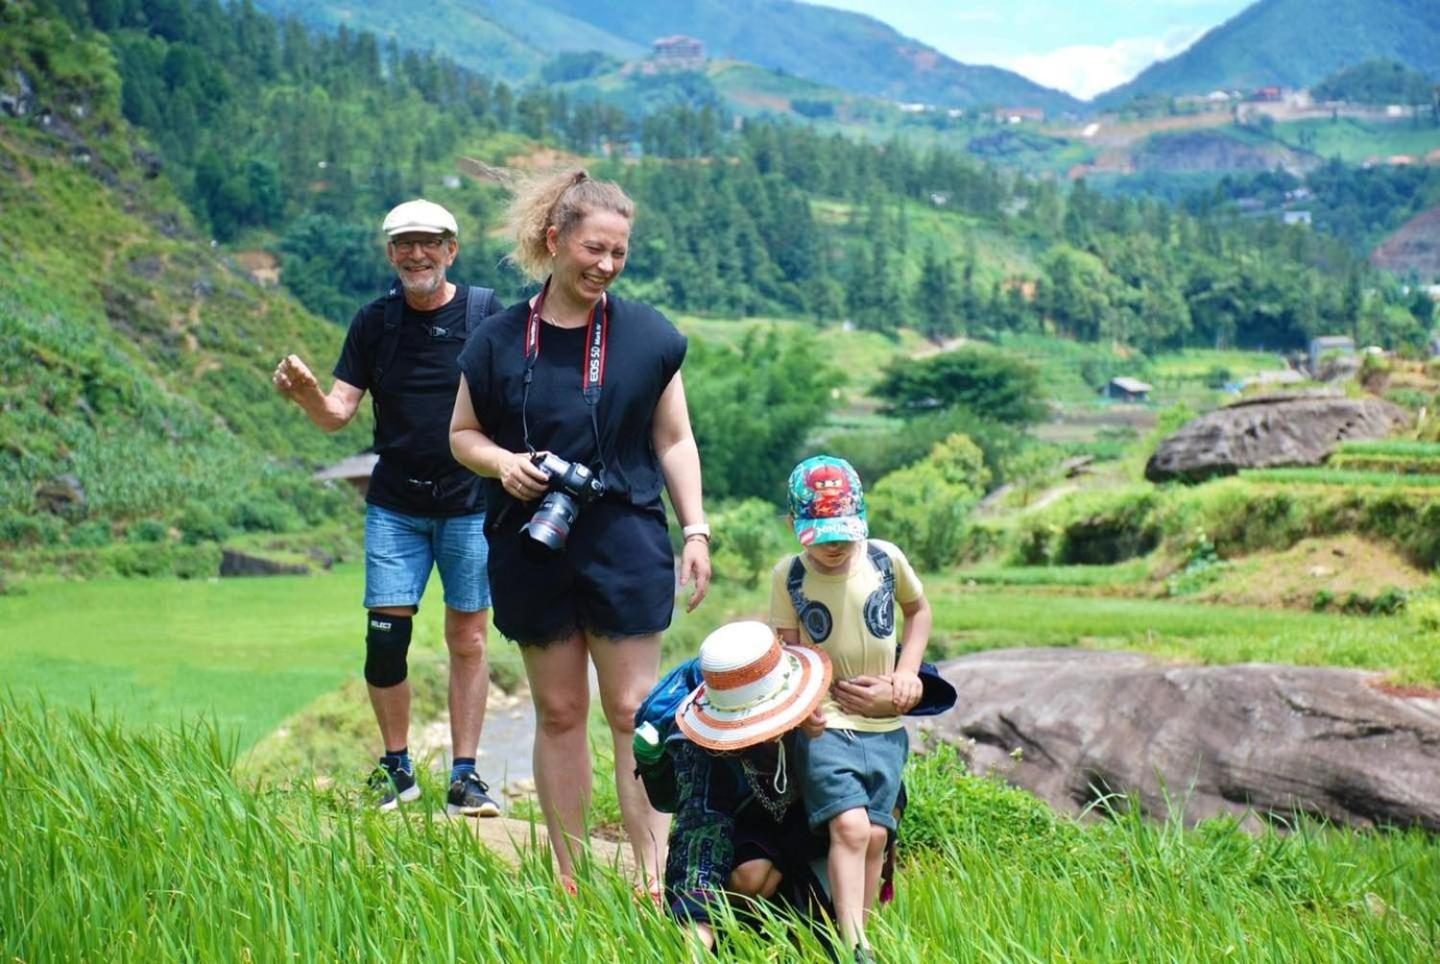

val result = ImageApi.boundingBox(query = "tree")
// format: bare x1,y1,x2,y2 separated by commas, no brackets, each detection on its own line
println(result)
913,247,960,342
867,434,987,571
684,328,841,502
874,348,1046,425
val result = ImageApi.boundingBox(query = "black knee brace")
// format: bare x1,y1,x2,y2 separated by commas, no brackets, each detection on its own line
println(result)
364,612,412,688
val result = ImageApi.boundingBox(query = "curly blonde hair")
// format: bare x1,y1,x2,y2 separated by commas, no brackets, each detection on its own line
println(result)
504,168,635,281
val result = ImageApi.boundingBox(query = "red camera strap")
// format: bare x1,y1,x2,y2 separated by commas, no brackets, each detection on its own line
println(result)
525,279,609,402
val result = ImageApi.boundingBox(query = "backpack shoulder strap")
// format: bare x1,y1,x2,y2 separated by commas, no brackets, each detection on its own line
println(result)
867,542,894,588
867,542,896,627
372,279,406,390
786,555,809,618
464,285,496,337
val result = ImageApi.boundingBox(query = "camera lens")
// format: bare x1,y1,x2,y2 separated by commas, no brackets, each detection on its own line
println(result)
521,491,579,552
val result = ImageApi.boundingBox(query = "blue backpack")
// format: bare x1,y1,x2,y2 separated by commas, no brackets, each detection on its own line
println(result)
632,657,703,813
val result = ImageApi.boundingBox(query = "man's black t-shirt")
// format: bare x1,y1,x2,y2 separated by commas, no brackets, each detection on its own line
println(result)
456,294,687,531
335,284,502,517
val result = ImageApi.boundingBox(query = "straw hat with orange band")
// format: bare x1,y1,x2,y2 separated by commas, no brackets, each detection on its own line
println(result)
675,621,832,757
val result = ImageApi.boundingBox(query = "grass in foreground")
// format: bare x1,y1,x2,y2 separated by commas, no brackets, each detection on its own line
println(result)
3,700,1437,961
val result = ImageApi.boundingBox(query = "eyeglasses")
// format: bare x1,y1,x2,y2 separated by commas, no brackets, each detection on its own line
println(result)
390,237,449,253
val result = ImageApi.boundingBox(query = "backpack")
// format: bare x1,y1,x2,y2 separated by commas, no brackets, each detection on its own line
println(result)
631,657,704,813
371,281,498,392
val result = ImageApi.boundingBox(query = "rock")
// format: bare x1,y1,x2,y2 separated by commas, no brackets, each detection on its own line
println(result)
219,549,309,577
34,474,86,514
913,648,1440,831
0,69,36,118
132,148,163,179
1145,394,1410,482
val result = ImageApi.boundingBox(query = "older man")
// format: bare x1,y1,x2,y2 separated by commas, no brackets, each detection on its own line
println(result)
273,199,504,816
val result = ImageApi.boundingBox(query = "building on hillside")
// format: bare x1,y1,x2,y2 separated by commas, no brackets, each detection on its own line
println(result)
313,453,378,497
1103,377,1153,403
994,106,1045,124
651,35,706,70
1282,210,1312,227
1308,335,1356,375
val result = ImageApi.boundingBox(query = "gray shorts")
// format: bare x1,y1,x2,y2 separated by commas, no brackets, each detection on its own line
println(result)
795,727,909,832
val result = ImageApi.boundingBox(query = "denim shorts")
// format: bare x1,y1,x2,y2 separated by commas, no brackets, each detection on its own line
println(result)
795,727,909,832
363,504,491,613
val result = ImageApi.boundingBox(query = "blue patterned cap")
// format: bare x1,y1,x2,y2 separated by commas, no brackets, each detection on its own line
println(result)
787,455,867,546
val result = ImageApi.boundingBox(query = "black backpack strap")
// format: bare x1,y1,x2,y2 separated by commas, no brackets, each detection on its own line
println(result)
867,542,895,599
372,279,406,392
788,555,835,643
866,542,898,641
464,285,496,337
786,556,809,621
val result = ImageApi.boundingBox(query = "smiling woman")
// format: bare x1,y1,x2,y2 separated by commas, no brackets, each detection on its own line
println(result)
448,168,711,896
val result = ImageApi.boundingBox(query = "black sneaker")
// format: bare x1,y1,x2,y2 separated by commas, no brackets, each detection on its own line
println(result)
446,771,501,817
367,763,420,812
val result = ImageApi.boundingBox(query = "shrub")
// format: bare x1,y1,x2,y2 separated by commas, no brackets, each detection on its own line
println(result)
126,518,170,544
869,434,987,571
0,513,66,548
177,504,235,545
710,498,787,589
106,542,220,579
902,741,1080,856
227,495,304,533
67,520,113,548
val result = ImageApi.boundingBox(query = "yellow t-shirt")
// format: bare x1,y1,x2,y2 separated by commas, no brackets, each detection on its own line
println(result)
769,539,923,733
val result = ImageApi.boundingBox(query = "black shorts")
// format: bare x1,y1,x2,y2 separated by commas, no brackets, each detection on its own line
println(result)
486,497,676,645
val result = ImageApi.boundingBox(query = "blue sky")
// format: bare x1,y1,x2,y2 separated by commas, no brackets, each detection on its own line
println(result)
816,0,1254,99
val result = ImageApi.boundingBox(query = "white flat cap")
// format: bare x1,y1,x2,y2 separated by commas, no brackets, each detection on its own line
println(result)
381,199,458,237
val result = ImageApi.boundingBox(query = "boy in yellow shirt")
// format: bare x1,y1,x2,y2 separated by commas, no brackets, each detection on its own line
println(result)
769,455,932,962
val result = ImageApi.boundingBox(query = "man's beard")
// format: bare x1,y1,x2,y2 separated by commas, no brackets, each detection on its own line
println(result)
399,264,445,298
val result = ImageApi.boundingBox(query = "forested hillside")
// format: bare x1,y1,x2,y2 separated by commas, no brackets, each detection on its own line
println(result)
1097,0,1440,106
6,0,1437,569
26,0,1428,349
0,4,366,568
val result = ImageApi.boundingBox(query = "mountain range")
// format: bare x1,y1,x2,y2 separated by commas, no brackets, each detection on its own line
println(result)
1096,0,1440,106
249,0,1083,114
253,0,1440,113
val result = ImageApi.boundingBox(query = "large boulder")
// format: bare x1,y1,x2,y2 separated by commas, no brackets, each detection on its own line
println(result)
1145,392,1409,482
914,648,1440,831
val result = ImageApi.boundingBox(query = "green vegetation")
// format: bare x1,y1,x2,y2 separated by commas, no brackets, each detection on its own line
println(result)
1190,156,1440,257
1334,439,1440,457
1329,439,1440,474
684,327,841,501
971,475,1440,576
931,584,1440,685
1313,59,1437,105
0,101,365,573
0,564,364,747
874,347,1046,424
1243,468,1440,488
6,691,1439,960
1096,0,1440,105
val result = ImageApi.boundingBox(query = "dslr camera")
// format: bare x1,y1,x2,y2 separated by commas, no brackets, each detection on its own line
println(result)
521,452,605,552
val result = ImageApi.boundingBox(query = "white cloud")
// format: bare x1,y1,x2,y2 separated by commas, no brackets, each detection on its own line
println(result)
1002,27,1204,99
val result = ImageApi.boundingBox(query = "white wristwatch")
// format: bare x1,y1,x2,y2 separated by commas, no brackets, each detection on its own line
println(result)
681,523,711,541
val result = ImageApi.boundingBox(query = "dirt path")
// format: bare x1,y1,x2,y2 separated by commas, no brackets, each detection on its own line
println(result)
449,814,635,876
